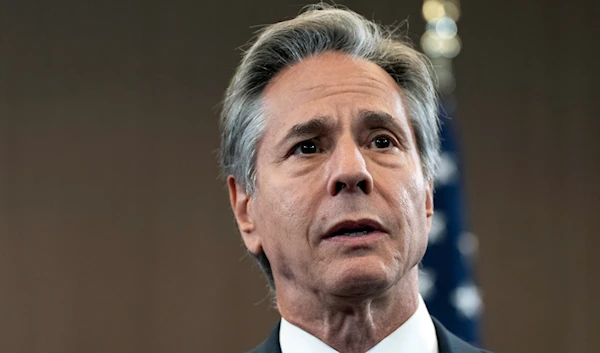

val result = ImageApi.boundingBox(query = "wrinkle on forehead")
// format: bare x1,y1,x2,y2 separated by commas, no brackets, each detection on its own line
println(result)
298,74,394,94
263,52,401,98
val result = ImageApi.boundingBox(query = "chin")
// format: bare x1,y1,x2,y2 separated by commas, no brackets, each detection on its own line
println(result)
325,256,399,298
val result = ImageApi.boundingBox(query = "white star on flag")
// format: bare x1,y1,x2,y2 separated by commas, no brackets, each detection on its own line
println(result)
451,284,482,319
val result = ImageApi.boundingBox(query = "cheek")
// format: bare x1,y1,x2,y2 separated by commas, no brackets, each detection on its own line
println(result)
389,174,429,243
403,178,430,254
253,181,319,282
253,179,316,250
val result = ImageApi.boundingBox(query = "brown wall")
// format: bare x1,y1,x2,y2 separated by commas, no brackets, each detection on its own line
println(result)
1,1,598,352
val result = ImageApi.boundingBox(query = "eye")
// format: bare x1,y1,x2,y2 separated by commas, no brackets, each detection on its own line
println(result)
292,139,320,155
370,135,394,149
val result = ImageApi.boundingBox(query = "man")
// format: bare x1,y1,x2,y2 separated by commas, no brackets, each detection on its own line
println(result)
219,4,489,353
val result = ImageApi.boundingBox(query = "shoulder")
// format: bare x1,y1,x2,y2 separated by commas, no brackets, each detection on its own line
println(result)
246,321,281,353
432,317,492,353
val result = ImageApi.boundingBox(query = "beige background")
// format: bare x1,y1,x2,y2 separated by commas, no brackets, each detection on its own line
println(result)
1,0,598,352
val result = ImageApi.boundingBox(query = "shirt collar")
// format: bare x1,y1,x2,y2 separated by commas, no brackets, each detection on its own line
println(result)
279,295,438,353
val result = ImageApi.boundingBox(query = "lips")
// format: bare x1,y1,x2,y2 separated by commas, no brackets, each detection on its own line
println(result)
324,219,386,239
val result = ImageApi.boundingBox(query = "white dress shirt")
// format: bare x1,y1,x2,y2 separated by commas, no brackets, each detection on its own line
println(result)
280,295,439,353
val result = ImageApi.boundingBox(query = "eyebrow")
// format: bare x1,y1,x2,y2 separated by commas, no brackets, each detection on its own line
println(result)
357,110,409,144
275,110,409,151
279,116,335,144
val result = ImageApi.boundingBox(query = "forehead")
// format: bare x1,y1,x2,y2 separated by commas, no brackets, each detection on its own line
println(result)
261,52,407,132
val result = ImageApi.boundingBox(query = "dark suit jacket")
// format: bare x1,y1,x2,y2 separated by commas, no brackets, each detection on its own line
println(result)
248,317,490,353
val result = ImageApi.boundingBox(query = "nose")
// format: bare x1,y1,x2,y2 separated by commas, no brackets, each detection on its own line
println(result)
326,140,374,196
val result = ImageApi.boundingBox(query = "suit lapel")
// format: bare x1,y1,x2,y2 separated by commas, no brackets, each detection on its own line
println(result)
432,317,487,353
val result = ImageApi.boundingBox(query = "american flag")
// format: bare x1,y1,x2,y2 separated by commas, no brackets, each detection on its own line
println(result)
419,102,482,345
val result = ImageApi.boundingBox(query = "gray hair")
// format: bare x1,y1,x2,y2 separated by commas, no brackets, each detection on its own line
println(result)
219,4,440,290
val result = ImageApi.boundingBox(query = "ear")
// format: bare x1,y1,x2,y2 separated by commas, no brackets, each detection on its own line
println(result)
227,176,262,254
425,179,434,231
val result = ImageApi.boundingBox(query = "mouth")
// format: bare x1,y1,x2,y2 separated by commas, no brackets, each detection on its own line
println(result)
324,219,386,239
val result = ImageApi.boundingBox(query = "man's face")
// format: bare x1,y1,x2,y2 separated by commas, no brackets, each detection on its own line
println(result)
230,52,433,298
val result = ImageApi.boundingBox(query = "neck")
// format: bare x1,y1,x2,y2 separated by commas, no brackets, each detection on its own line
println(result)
276,267,420,353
